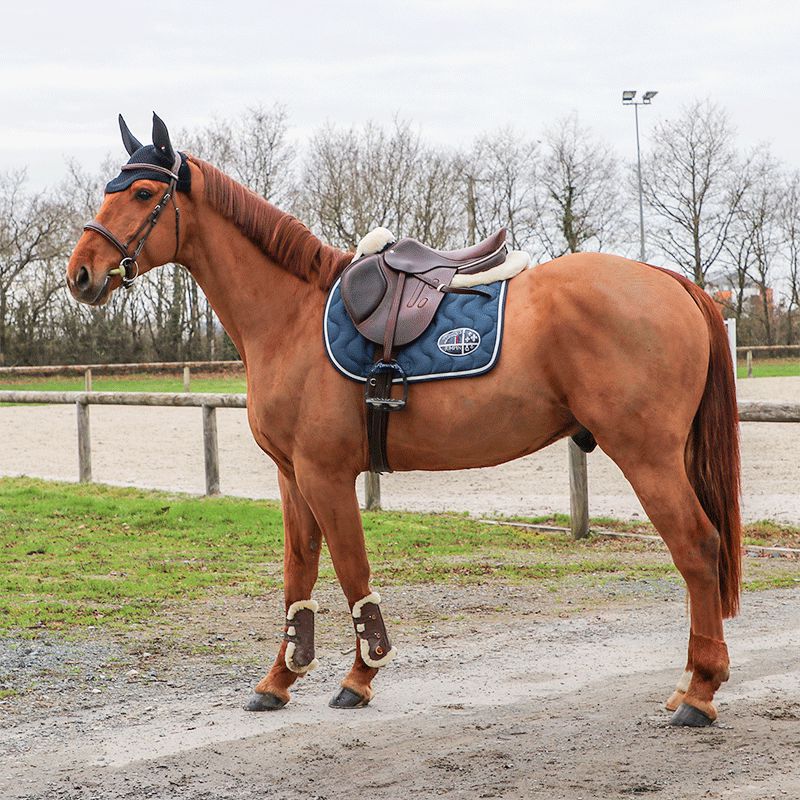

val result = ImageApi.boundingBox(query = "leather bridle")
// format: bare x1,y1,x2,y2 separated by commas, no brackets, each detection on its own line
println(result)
83,154,182,292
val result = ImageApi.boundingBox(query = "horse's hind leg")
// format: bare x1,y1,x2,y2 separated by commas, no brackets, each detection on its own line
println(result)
295,467,395,709
245,471,322,711
621,455,730,726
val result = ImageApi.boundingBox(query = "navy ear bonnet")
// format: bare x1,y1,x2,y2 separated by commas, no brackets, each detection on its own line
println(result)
105,148,191,194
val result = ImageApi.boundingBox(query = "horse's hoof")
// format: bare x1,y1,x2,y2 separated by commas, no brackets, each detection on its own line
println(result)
328,687,370,709
244,692,287,712
669,702,715,727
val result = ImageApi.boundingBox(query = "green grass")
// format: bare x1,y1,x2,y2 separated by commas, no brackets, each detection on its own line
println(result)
0,373,246,394
736,358,799,379
0,478,796,633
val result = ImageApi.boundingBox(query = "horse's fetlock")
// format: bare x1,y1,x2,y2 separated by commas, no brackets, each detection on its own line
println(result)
687,632,729,699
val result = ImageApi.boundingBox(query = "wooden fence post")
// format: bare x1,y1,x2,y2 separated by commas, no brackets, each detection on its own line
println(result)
202,405,220,495
84,368,92,392
76,400,92,483
746,349,753,378
364,472,381,510
183,366,191,393
568,439,589,539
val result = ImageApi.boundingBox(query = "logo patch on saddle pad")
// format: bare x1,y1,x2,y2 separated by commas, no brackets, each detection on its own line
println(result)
437,327,481,356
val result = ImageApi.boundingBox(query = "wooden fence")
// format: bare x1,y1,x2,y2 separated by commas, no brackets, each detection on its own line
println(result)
0,360,244,394
737,345,800,379
0,391,245,496
0,390,797,534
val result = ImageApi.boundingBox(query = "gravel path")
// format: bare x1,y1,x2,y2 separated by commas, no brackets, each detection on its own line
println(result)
0,376,798,522
1,585,798,800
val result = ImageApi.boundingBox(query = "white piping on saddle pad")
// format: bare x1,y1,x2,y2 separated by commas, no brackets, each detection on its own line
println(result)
351,227,395,262
450,250,532,288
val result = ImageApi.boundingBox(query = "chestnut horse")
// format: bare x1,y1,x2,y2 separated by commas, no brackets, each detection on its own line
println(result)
66,115,741,727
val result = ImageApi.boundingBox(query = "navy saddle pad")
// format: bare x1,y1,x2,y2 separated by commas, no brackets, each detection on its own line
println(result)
323,277,508,383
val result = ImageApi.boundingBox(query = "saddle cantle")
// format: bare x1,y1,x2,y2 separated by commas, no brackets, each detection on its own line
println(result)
341,228,508,349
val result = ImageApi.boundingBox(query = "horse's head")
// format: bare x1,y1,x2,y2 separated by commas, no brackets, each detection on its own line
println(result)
66,113,192,305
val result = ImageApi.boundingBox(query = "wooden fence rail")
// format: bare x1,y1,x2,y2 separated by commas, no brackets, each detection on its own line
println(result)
0,360,243,377
735,344,800,353
0,392,797,529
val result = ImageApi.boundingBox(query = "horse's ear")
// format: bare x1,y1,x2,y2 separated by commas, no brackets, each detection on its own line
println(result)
151,112,176,163
118,114,143,155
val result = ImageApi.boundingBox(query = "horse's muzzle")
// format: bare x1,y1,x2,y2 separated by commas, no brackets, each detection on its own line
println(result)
66,264,114,305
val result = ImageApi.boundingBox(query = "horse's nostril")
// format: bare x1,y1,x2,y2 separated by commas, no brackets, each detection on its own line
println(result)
76,266,91,291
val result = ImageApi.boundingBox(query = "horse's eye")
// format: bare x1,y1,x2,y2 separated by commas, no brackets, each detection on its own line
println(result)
135,189,153,201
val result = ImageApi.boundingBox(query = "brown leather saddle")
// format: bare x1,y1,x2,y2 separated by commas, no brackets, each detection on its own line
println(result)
339,228,508,473
341,228,507,350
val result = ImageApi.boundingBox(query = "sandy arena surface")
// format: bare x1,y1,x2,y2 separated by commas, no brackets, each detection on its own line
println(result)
0,376,797,522
1,379,798,799
1,584,799,800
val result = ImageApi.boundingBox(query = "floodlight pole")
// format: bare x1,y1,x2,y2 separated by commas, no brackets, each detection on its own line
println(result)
623,91,657,262
633,102,646,262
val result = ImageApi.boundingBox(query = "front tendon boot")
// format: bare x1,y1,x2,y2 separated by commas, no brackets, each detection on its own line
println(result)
352,592,397,668
329,592,397,709
284,599,320,674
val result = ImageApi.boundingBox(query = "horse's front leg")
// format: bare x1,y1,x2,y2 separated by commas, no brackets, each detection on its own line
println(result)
296,466,396,709
245,470,322,711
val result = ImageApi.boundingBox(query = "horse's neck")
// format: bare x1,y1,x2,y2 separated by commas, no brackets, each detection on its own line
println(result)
183,214,322,363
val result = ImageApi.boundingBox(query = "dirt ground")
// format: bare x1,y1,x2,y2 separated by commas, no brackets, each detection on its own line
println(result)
0,376,799,523
1,581,799,800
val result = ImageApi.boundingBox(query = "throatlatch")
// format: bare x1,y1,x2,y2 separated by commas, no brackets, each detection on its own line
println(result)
351,592,396,668
284,599,319,674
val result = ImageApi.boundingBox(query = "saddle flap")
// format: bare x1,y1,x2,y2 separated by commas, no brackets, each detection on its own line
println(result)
345,265,456,347
340,255,388,324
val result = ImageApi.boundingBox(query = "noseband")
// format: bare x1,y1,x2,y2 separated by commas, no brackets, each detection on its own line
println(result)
83,155,182,290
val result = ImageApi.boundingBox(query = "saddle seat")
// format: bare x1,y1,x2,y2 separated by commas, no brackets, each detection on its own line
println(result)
341,228,508,348
381,228,508,274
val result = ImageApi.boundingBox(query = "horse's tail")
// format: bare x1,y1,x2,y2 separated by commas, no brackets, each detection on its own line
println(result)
653,267,742,618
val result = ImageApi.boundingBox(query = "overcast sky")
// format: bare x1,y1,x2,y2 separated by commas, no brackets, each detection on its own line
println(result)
2,0,798,191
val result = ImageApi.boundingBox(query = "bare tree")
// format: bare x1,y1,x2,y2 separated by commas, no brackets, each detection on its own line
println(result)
532,114,624,258
724,151,782,342
300,119,418,248
408,148,464,249
0,172,71,363
779,169,800,343
462,128,539,251
641,100,749,287
183,104,295,204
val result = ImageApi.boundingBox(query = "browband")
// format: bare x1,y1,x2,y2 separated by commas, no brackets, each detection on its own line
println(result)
120,163,179,181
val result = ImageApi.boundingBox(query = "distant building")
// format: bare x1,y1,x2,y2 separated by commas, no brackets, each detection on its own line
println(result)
708,284,774,317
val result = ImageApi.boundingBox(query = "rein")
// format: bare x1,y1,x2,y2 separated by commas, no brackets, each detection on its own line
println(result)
83,156,182,291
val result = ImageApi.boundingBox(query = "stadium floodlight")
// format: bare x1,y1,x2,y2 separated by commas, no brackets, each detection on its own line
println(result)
621,89,659,260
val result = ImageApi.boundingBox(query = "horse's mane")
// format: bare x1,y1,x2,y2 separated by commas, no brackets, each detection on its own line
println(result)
189,156,351,290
